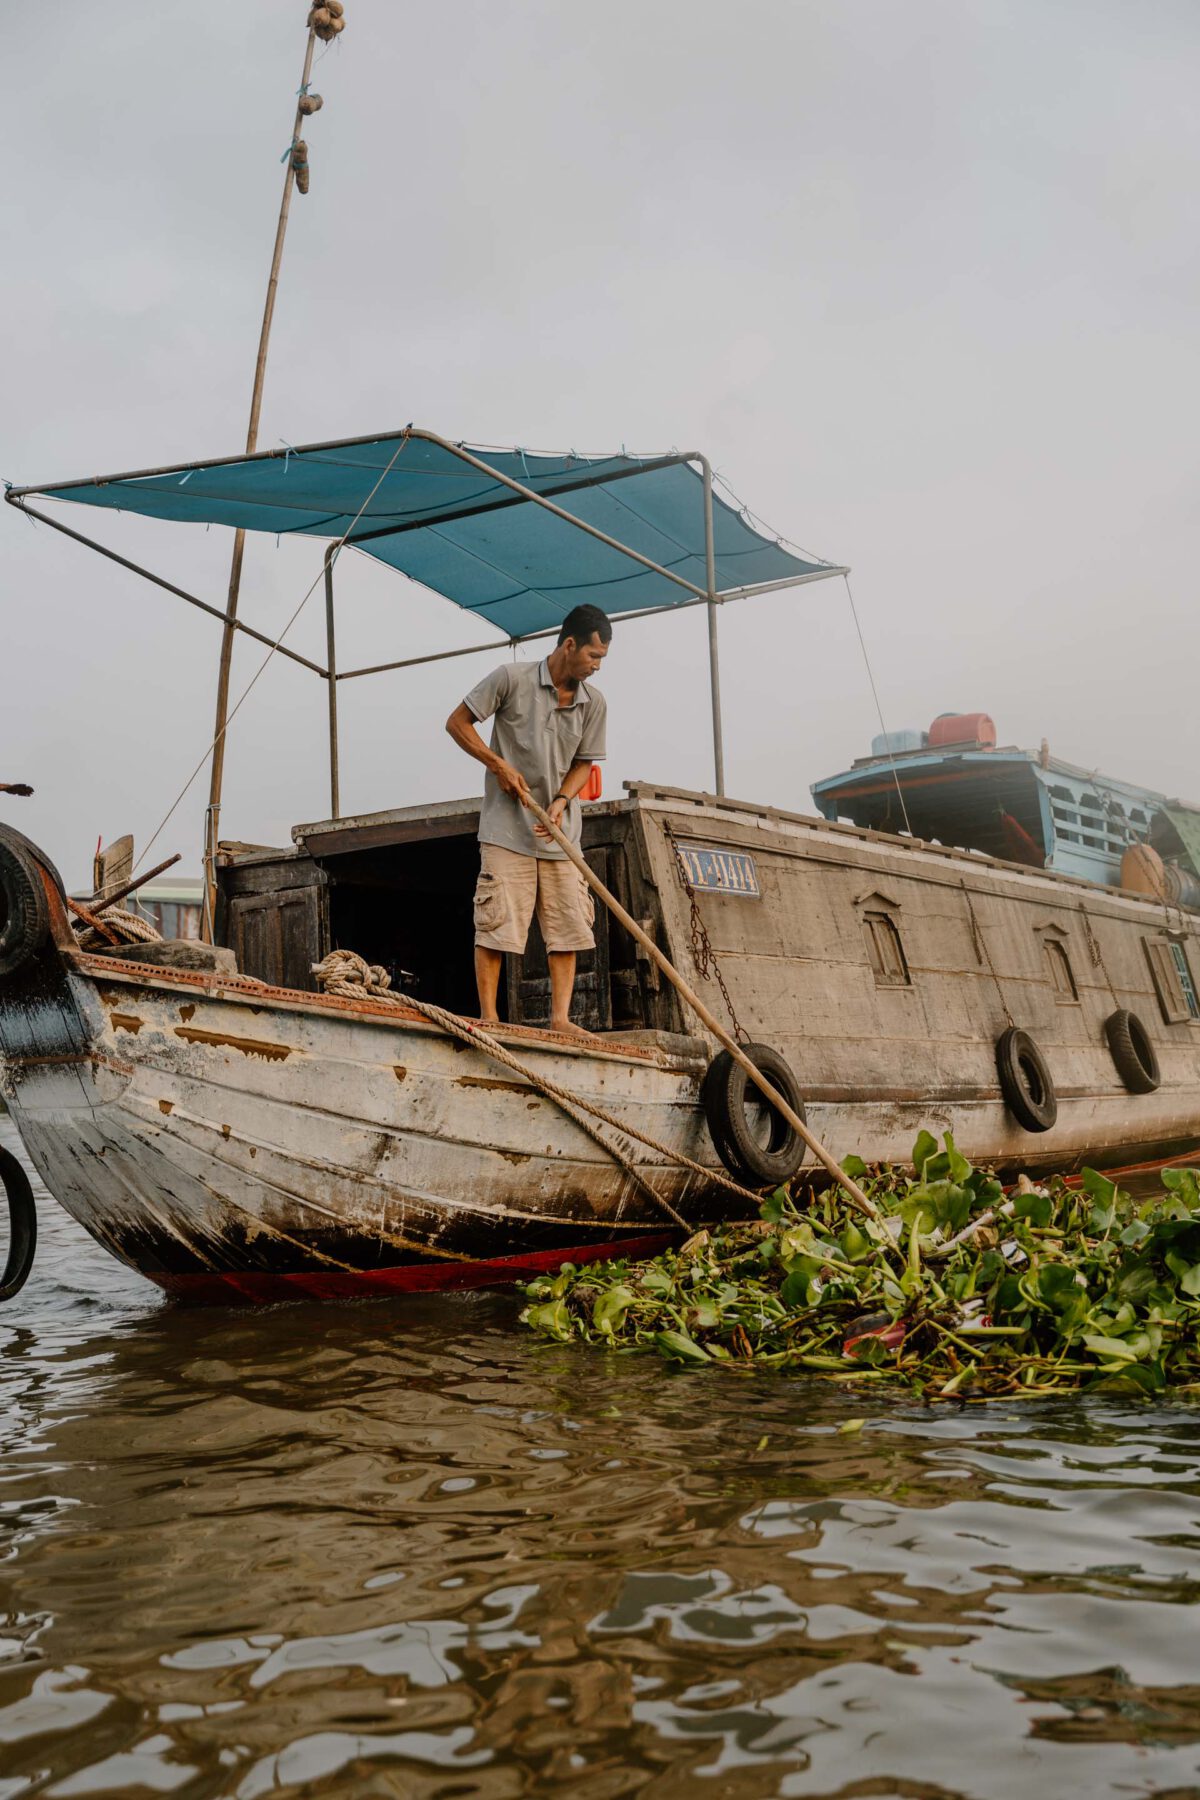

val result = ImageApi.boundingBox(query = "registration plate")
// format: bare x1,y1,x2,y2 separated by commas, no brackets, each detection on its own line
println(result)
673,843,760,897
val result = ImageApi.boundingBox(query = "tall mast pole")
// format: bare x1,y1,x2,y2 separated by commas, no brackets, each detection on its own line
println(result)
201,17,321,938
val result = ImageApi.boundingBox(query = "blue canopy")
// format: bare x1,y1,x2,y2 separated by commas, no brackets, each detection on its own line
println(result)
19,429,839,640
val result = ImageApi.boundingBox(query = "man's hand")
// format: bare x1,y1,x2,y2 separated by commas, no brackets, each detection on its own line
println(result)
493,759,531,805
0,783,33,798
445,707,532,806
534,795,568,841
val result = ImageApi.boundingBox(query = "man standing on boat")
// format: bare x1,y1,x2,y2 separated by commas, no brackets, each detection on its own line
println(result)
446,604,610,1039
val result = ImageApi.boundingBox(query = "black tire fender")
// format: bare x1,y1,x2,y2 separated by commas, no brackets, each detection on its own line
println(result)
702,1041,808,1187
1104,1008,1160,1095
0,1145,37,1303
995,1026,1057,1133
0,831,49,979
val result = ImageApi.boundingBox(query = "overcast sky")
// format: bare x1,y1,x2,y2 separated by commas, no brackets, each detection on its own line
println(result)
5,1,1198,887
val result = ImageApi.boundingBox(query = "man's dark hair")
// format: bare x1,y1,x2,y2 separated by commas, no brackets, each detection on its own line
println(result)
558,604,612,647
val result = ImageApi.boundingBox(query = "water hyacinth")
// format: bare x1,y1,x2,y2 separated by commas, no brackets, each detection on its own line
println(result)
520,1133,1200,1401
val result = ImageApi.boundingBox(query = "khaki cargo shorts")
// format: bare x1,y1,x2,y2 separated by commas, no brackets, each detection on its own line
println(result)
473,844,595,954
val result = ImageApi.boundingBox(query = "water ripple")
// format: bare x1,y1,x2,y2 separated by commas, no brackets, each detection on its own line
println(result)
4,1119,1200,1795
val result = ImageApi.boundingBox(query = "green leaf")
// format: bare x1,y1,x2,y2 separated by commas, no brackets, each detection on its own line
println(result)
1083,1333,1141,1363
523,1299,573,1341
1162,1168,1200,1208
942,1131,972,1185
654,1329,712,1363
640,1267,675,1297
900,1180,971,1237
1079,1167,1118,1231
838,1418,866,1435
780,1261,821,1307
993,1274,1026,1316
592,1284,634,1336
839,1223,872,1261
759,1189,787,1224
1115,1262,1158,1303
1038,1263,1080,1310
1109,1359,1166,1394
778,1223,816,1262
841,1154,868,1179
911,1130,937,1177
1013,1190,1053,1228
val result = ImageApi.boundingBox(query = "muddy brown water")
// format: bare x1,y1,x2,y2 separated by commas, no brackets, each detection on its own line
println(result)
4,1119,1200,1798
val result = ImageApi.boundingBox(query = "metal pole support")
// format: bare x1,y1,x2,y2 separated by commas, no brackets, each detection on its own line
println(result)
700,458,725,796
324,547,340,818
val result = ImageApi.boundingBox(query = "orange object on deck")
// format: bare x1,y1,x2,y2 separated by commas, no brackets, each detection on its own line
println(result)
928,712,996,750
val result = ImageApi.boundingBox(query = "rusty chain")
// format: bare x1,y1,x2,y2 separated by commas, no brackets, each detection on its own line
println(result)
662,822,748,1044
1078,901,1120,1008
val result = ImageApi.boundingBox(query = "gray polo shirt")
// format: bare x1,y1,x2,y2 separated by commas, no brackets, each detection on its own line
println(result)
463,658,607,860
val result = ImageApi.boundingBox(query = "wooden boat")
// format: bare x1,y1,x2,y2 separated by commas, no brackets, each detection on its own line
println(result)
3,436,1199,1304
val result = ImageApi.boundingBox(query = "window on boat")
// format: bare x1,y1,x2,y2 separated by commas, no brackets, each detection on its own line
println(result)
1144,937,1200,1024
1048,786,1081,845
863,911,911,986
1171,942,1200,1019
1043,937,1079,1003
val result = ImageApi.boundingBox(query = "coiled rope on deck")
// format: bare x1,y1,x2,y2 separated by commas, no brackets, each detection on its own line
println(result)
73,905,163,953
312,949,768,1230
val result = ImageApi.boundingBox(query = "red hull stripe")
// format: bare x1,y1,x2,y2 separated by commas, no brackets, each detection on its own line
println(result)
153,1231,677,1306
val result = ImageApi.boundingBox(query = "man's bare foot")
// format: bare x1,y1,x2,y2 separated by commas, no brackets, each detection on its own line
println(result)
551,1018,599,1042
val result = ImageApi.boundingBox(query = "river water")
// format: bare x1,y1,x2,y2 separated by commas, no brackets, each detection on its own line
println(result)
4,1119,1200,1798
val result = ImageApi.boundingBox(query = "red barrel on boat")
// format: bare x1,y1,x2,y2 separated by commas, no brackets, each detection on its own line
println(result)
928,712,996,750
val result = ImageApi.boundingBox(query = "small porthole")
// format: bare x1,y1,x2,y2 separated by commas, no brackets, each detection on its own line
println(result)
1043,938,1078,1003
863,911,911,987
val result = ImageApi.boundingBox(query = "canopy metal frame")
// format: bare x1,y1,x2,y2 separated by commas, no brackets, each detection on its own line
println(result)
6,426,848,822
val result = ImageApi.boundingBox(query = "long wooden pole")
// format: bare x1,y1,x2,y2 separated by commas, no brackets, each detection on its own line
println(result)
203,21,320,937
523,796,880,1221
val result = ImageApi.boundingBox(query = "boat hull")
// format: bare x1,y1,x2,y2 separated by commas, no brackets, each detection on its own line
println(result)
5,778,1200,1308
0,947,723,1302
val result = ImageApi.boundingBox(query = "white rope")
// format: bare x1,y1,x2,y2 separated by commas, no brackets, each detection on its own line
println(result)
73,905,163,952
134,432,414,874
311,950,768,1229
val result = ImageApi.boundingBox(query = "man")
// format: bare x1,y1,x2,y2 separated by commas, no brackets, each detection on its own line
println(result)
445,604,610,1038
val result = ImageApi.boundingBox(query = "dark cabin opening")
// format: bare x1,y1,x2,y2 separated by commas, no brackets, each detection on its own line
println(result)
324,834,646,1032
323,835,483,1019
221,812,652,1036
